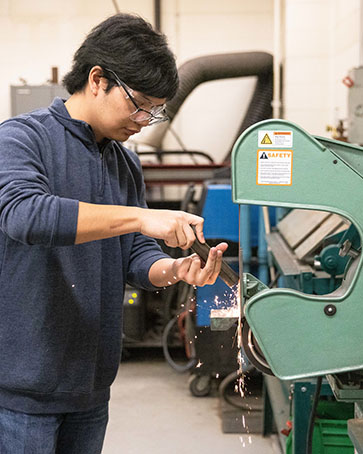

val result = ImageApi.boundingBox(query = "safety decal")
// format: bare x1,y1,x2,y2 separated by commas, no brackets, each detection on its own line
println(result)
256,149,293,186
258,130,293,147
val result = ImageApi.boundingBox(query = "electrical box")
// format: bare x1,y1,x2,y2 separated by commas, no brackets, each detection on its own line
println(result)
123,286,145,342
347,66,363,145
11,85,69,116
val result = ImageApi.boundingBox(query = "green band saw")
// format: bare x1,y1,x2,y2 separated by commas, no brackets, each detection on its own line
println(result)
210,119,363,381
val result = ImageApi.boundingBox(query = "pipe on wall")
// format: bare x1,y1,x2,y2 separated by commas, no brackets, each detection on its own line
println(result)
154,0,161,32
141,52,273,154
273,0,284,118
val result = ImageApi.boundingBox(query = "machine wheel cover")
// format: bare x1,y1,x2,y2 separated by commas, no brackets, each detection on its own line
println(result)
242,318,274,376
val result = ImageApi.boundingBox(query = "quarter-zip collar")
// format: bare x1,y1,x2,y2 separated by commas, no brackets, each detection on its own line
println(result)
48,97,104,148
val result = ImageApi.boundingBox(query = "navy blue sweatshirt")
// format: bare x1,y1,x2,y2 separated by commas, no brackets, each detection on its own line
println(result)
0,97,168,413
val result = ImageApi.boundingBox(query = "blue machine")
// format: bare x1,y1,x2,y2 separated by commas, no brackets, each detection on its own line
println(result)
196,184,239,326
196,183,275,327
190,183,275,396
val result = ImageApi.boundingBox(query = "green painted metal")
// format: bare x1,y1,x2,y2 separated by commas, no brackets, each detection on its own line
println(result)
231,119,363,380
317,245,349,276
292,381,333,454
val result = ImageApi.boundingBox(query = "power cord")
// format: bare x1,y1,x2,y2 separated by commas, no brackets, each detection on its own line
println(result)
219,370,262,411
306,376,322,454
162,315,196,373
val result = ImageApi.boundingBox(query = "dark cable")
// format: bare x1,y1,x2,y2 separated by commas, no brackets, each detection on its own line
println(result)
306,376,322,454
162,316,196,373
219,370,263,411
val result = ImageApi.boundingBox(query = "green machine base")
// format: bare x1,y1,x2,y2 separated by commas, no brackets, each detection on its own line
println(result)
213,119,363,381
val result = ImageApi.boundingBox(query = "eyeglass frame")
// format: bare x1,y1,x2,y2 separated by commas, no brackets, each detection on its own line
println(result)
103,68,169,125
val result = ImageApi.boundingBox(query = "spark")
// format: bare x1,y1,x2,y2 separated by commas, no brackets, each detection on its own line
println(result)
216,373,219,378
196,360,203,368
71,284,75,288
238,377,245,398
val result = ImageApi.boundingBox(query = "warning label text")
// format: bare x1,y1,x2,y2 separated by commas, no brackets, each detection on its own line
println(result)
257,149,293,185
258,130,293,148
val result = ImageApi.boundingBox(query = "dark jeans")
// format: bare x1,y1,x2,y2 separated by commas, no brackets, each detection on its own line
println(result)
0,403,109,454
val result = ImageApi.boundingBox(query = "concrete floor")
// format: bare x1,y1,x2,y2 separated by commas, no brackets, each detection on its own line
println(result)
102,355,282,454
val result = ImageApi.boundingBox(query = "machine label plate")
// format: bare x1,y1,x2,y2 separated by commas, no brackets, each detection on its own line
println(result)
258,130,293,147
256,149,293,185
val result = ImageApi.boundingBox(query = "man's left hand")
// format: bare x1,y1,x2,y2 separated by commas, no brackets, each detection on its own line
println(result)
171,242,228,287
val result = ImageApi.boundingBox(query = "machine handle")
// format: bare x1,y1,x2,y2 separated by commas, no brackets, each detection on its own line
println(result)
190,233,239,288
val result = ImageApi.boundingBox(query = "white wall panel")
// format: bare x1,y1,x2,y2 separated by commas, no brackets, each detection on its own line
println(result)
0,0,274,164
284,0,360,136
2,0,361,160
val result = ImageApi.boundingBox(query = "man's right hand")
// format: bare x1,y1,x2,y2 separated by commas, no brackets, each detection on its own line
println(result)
138,208,204,250
75,202,205,248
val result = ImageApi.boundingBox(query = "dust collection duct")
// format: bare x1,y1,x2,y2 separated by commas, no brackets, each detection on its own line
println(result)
140,51,273,162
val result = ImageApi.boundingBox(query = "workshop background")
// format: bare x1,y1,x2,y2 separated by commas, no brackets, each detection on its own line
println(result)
0,0,360,154
1,1,363,454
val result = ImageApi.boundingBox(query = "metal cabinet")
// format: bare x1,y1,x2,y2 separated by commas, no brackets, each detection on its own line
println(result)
11,85,69,116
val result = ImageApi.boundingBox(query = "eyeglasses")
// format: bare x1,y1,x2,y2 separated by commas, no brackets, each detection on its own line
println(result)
104,68,169,126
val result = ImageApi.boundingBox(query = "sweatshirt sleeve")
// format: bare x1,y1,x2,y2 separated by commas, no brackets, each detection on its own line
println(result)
124,147,170,290
0,119,79,246
126,233,169,291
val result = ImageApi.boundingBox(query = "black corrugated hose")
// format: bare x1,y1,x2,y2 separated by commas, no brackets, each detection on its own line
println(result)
141,52,274,157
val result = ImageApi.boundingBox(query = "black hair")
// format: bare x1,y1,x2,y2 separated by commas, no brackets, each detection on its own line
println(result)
62,13,179,100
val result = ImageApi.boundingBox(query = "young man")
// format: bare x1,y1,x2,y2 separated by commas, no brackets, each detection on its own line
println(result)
0,13,227,454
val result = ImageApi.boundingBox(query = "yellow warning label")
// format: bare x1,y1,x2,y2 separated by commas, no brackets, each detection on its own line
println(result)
258,130,293,147
261,133,273,145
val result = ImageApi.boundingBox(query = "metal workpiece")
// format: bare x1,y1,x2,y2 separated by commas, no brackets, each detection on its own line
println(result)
209,273,268,332
190,233,239,288
230,119,363,380
209,307,239,331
